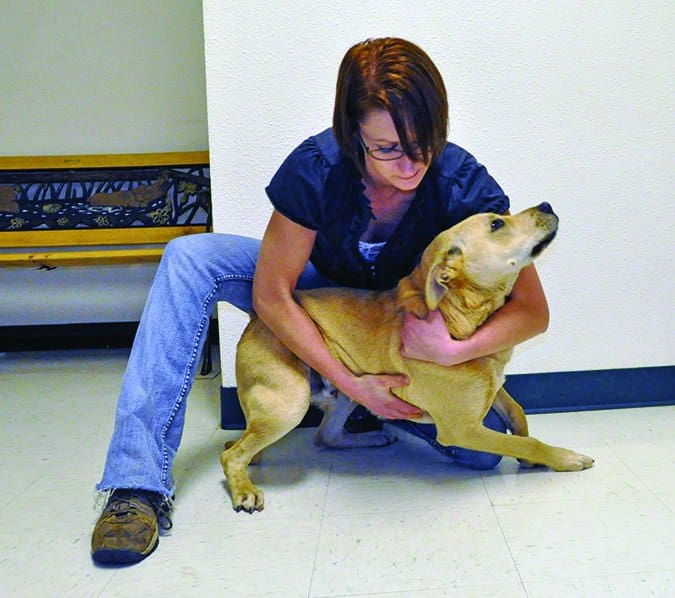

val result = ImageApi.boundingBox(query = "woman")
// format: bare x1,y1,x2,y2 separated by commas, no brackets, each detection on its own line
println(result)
92,37,549,564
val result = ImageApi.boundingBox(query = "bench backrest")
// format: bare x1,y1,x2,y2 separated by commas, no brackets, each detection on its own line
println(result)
0,152,210,267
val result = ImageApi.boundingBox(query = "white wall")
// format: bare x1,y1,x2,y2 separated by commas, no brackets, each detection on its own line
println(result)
0,0,208,326
204,1,674,384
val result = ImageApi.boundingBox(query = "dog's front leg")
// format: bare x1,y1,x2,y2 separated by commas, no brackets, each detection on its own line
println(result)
313,382,397,449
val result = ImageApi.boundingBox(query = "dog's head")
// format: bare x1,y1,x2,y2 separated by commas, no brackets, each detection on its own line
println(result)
421,203,558,311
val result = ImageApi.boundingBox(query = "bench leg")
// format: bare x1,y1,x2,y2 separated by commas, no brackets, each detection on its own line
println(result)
199,324,213,376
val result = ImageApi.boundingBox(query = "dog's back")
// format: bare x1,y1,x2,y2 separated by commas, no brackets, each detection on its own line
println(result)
297,287,405,376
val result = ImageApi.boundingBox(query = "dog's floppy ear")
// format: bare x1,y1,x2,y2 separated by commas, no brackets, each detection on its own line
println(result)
425,245,462,310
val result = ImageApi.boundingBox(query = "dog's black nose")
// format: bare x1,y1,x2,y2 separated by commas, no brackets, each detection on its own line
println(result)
537,202,554,214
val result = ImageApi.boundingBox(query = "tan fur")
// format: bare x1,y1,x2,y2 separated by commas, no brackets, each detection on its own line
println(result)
221,205,593,513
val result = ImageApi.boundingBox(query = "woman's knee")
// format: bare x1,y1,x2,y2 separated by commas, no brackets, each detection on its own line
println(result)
452,449,503,470
162,233,259,278
483,408,507,434
162,233,219,265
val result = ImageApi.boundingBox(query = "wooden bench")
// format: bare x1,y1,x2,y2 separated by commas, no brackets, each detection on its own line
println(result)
0,151,210,267
0,151,215,372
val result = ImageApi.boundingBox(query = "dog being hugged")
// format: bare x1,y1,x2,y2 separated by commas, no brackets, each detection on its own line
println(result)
221,202,594,513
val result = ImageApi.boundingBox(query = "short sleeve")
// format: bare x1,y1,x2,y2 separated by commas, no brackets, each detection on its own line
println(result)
439,145,509,220
265,136,331,231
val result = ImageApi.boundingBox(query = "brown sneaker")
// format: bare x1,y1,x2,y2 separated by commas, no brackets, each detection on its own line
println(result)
91,489,172,564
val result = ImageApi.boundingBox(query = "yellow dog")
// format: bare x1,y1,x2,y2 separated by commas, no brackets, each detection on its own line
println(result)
222,203,594,513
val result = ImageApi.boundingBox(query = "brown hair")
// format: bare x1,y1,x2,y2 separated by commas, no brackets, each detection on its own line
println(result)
333,37,448,173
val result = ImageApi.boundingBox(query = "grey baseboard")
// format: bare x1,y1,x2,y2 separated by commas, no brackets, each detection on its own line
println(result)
220,365,675,430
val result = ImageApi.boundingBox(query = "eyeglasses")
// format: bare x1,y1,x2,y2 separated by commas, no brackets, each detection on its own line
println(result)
358,132,427,162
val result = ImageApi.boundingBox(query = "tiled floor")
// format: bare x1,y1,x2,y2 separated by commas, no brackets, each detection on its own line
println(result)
1,348,673,597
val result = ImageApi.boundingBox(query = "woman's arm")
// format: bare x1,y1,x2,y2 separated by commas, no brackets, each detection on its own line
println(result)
253,210,422,419
400,263,549,366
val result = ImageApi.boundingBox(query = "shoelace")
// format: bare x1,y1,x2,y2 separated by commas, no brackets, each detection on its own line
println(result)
110,490,173,530
143,492,173,531
151,498,173,531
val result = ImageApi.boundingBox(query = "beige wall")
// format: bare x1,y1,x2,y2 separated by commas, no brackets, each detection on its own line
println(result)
204,1,674,382
0,1,208,326
1,1,207,155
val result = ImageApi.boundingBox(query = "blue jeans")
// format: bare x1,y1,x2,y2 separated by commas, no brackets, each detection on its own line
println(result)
390,409,506,470
97,233,503,498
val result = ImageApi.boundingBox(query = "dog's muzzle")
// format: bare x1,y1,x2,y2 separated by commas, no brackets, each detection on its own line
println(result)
531,203,558,257
531,229,557,257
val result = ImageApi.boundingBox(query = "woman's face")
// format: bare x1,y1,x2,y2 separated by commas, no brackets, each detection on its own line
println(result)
358,109,431,192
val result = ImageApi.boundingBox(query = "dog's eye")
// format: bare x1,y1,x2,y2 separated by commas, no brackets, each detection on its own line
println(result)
491,218,505,232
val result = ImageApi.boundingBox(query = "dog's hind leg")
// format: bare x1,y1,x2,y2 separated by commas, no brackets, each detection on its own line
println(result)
414,376,592,471
436,422,594,472
492,387,528,436
313,383,396,449
221,379,311,513
221,321,312,513
491,387,537,467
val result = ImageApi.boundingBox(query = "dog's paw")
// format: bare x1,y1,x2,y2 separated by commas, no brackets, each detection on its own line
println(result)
231,484,265,514
551,449,595,472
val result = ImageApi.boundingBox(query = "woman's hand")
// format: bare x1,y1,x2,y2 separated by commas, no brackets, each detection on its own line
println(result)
343,373,422,420
400,310,469,366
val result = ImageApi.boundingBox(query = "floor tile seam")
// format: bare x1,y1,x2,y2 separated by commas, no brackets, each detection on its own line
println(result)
178,423,225,440
189,512,326,528
180,422,223,434
484,465,660,504
658,496,674,515
483,476,530,597
507,545,675,585
96,568,118,598
310,580,535,598
601,436,675,448
602,439,674,507
4,573,116,598
490,493,672,512
488,494,649,508
309,581,495,598
319,501,499,520
174,427,239,496
3,435,106,451
521,565,675,590
0,473,45,515
307,456,336,598
171,427,230,488
0,469,115,489
0,368,126,378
